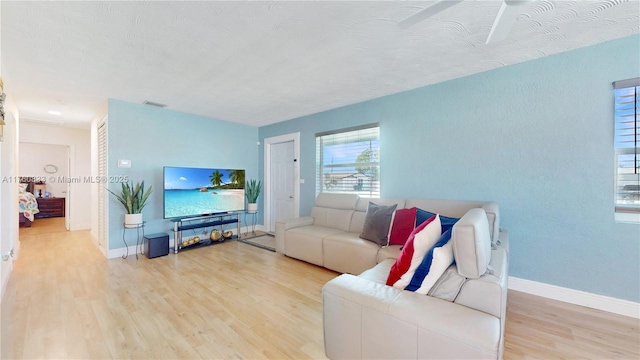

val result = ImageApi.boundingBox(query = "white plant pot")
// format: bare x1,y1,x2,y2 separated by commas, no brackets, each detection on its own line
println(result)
124,213,143,228
247,203,258,214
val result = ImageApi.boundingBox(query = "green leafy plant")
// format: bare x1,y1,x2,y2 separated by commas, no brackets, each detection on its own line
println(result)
245,179,262,204
107,180,152,214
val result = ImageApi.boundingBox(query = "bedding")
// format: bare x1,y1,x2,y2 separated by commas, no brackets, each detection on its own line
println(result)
19,191,40,221
19,187,40,222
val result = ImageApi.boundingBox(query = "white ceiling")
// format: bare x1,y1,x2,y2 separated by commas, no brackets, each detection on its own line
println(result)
2,1,639,129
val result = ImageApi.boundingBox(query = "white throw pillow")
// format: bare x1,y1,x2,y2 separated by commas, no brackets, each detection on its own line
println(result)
415,240,454,294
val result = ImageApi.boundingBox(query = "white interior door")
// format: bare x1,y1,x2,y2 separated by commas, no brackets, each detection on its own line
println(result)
264,132,300,233
270,141,295,232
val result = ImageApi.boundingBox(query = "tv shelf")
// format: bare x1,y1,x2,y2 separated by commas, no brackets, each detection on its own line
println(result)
170,213,241,254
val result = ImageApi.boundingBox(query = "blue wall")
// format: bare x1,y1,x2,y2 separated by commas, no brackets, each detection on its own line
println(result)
107,100,259,250
259,35,640,302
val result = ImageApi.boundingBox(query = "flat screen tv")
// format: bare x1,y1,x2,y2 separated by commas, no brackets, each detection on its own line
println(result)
163,166,246,219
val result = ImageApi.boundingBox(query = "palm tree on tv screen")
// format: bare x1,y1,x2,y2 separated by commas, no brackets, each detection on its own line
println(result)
229,170,245,189
210,170,223,189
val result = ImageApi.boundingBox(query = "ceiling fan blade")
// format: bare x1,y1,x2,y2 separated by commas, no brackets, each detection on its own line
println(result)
397,0,463,29
486,0,530,44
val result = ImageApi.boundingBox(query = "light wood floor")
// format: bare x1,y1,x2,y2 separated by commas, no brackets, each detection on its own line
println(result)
2,218,639,359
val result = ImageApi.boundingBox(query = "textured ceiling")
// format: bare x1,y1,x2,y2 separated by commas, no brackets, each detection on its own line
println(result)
1,1,639,128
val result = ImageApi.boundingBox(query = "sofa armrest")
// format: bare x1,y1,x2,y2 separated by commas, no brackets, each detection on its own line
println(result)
323,273,402,311
322,274,403,359
323,274,501,359
274,216,315,254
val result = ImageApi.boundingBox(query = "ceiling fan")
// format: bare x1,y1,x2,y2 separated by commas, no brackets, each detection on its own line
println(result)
397,0,533,44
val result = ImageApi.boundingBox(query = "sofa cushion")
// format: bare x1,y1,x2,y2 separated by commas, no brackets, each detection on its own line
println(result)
310,193,359,232
386,215,441,288
428,265,467,301
405,229,454,294
355,197,406,212
359,202,397,246
316,192,359,209
389,207,417,246
454,247,508,318
323,232,380,275
376,245,402,263
358,259,395,284
452,208,492,279
284,225,344,266
416,209,459,234
311,207,354,232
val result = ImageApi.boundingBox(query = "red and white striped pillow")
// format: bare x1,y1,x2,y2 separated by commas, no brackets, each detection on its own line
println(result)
385,214,442,288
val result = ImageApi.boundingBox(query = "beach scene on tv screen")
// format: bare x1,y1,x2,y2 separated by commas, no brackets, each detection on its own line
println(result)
164,167,245,218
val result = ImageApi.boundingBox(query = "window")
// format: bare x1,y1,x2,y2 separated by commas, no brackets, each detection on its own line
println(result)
614,78,640,222
316,124,380,197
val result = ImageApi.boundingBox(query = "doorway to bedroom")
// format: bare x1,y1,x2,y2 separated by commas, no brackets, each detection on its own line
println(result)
19,142,70,230
17,120,92,234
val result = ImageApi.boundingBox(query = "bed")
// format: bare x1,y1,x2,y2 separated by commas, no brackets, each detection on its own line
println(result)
18,180,40,228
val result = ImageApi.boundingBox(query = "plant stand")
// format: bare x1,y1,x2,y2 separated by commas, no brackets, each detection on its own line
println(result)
243,210,258,236
122,222,145,259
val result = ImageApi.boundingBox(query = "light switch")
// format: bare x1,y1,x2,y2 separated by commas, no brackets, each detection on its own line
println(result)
118,159,131,168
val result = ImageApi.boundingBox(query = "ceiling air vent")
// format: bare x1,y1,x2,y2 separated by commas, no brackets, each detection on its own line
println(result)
143,100,167,108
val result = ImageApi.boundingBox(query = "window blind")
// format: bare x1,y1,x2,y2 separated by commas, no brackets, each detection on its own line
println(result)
316,124,380,197
614,79,639,212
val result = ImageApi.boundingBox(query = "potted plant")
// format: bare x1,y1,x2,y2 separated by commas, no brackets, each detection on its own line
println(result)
107,180,152,228
245,179,262,214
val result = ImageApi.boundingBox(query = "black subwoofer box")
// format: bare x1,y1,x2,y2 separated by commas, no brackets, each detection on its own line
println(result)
144,233,169,259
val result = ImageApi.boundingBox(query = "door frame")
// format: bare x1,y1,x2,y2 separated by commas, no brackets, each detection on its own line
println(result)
264,132,300,233
20,141,74,230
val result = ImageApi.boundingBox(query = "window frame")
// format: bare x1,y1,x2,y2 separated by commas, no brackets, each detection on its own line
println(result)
613,78,640,223
315,123,380,198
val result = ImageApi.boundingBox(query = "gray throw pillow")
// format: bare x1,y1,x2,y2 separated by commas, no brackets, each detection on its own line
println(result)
359,202,397,246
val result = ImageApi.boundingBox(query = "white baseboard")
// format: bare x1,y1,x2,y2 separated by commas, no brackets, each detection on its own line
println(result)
107,244,145,259
509,276,640,319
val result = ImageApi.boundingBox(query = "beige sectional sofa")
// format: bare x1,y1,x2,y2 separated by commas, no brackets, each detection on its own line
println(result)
275,193,510,359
